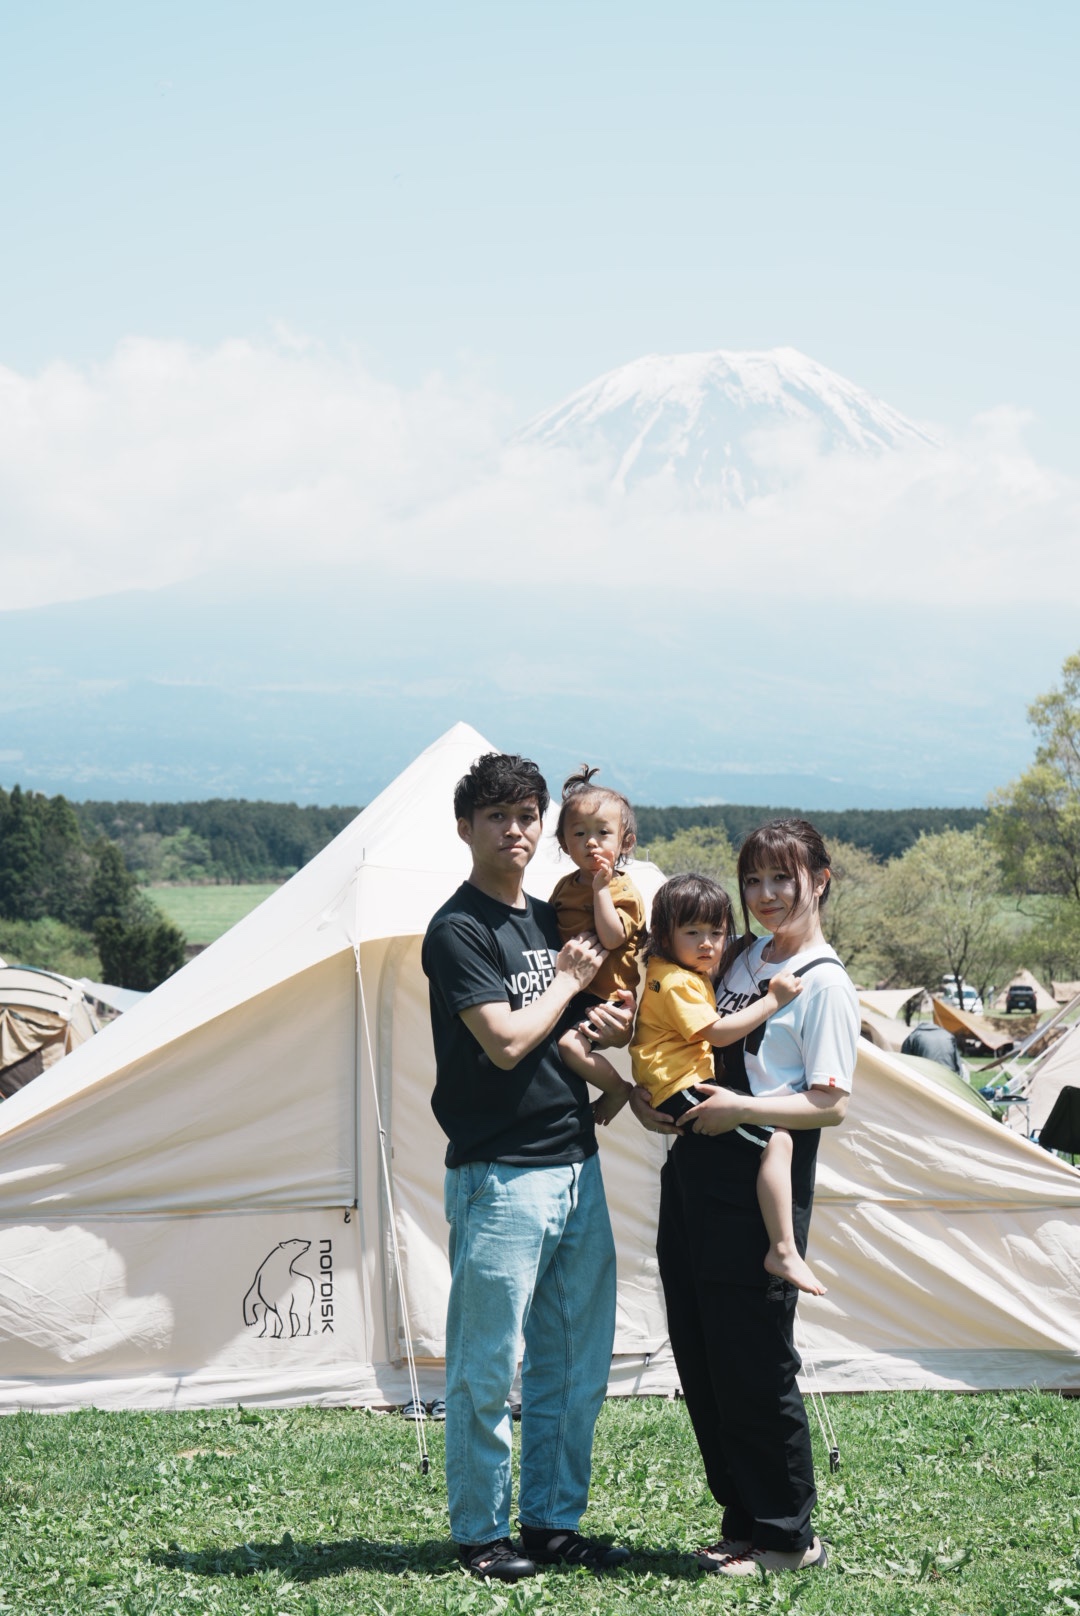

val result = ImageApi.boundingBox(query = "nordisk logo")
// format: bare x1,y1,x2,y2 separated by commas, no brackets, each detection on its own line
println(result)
319,1238,334,1334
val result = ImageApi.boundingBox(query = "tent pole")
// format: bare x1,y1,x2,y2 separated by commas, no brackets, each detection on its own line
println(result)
353,893,429,1476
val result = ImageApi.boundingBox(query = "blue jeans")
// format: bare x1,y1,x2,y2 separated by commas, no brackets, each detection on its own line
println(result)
443,1152,617,1546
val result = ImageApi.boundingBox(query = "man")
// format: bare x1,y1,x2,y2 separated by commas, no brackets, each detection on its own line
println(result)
421,751,633,1581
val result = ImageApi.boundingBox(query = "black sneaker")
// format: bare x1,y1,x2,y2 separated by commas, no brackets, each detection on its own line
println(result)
457,1539,536,1581
518,1526,630,1571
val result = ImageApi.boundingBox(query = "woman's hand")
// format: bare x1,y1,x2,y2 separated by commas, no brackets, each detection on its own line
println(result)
681,1085,748,1135
628,1085,681,1135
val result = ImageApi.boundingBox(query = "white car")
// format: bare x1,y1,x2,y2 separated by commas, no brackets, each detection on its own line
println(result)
939,977,983,1016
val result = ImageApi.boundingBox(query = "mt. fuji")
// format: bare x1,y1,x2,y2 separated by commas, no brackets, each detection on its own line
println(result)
515,347,938,500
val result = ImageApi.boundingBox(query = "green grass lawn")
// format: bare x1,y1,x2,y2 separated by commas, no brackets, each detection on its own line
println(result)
145,885,281,945
2,1393,1078,1615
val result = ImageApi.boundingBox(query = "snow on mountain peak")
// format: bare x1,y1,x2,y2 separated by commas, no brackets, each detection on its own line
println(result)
514,347,938,500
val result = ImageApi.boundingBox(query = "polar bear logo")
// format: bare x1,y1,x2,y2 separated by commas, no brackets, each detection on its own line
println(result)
243,1239,316,1338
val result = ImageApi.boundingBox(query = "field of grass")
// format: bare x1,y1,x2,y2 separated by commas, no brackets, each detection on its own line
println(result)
1,1392,1078,1615
146,884,281,945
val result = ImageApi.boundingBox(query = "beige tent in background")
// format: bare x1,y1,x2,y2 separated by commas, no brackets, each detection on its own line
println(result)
932,996,1016,1053
857,990,924,1054
1,723,1079,1413
994,969,1057,1014
0,967,99,1099
1001,1019,1080,1141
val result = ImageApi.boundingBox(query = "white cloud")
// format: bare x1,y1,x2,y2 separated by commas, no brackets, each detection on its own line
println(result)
1,335,1077,612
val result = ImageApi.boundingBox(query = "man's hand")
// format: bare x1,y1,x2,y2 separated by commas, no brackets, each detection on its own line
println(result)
628,1084,681,1136
555,931,606,990
582,988,635,1048
681,1086,746,1135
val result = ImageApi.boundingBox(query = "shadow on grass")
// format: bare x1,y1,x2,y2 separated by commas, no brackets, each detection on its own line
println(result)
152,1534,455,1580
151,1533,702,1582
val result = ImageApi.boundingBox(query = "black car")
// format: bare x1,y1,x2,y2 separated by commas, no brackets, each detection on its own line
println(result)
1005,984,1037,1014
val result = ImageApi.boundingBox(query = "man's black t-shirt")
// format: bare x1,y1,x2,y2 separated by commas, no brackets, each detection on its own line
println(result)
421,881,598,1168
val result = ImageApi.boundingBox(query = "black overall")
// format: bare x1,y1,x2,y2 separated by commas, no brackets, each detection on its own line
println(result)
656,958,832,1553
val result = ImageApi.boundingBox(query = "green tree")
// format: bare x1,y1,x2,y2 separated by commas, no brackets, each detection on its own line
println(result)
0,785,47,920
94,904,187,991
644,824,738,891
84,839,139,927
877,827,1014,999
85,839,187,990
819,841,887,986
991,650,1080,906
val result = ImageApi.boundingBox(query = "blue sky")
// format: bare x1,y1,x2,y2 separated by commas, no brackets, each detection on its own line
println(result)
2,1,1077,461
1,2,1078,806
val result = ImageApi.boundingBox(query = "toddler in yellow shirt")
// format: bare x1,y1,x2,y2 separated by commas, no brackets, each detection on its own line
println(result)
631,874,823,1295
550,766,646,1127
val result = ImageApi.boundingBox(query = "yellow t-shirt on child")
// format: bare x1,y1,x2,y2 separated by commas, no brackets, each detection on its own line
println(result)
550,870,645,999
630,957,718,1105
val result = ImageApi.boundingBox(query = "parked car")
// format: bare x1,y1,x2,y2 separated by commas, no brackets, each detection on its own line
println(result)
939,977,984,1015
1005,983,1037,1014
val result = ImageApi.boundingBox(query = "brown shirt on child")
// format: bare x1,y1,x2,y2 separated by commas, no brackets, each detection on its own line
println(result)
550,870,646,1000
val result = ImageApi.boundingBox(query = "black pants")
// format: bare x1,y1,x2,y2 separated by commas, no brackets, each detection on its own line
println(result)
657,1141,816,1552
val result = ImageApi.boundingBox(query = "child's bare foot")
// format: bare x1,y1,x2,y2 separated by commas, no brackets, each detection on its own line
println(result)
764,1243,826,1296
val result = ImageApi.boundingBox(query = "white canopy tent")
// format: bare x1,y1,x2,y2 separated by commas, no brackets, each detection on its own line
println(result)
1,722,1079,1412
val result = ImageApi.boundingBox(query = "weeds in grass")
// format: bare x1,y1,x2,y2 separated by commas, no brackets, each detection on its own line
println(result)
0,1393,1077,1614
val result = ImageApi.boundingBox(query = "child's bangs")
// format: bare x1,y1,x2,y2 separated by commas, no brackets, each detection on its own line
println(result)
670,885,730,931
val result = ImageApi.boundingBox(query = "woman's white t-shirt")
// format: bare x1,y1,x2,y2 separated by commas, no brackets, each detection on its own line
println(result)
714,936,859,1097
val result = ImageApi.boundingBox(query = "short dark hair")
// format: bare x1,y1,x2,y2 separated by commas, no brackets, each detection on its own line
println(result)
453,752,550,822
554,765,637,868
646,873,734,963
736,818,832,940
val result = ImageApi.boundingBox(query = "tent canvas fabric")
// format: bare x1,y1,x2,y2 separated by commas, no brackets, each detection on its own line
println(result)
858,1001,909,1052
0,968,100,1100
858,988,925,1021
1,722,1080,1413
1005,1021,1080,1140
931,996,1015,1053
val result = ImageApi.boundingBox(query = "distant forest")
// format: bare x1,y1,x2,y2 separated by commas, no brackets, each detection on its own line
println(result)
634,804,988,863
72,799,359,884
61,796,992,881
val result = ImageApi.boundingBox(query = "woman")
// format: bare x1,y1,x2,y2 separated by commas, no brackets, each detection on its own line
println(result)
630,818,858,1576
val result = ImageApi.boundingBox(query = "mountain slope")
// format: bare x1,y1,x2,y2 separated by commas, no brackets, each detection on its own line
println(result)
515,346,938,498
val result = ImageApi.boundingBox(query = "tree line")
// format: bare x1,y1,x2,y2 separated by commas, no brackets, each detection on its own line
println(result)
0,786,186,990
635,804,987,862
72,799,358,885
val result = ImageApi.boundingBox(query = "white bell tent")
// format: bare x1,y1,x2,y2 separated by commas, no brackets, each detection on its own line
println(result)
1,722,1079,1412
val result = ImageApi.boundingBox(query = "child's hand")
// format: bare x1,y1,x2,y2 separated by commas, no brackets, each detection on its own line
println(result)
590,848,615,890
767,970,803,1008
592,1081,632,1127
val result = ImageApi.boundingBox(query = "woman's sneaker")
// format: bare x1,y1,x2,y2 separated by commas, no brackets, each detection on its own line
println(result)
456,1539,536,1581
713,1538,828,1576
518,1526,630,1571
